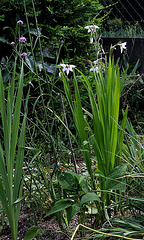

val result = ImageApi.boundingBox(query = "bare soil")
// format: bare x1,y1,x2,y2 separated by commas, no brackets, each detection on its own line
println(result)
0,209,79,240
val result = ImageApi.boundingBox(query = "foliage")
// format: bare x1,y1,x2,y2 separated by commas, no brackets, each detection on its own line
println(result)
39,0,103,27
71,223,143,240
37,0,105,62
59,58,128,225
0,0,107,65
0,60,28,240
0,0,143,239
24,226,42,240
45,170,100,227
83,119,144,240
121,74,144,133
101,20,144,37
123,118,144,197
99,0,144,38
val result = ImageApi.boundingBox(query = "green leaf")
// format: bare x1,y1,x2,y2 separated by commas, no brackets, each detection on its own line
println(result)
25,55,34,72
94,169,105,177
80,192,100,206
0,179,11,220
24,226,42,240
45,199,73,218
0,71,7,160
79,176,89,192
66,203,80,224
105,164,127,190
11,62,24,167
111,218,144,231
0,144,11,202
58,172,79,191
128,197,144,202
13,113,27,201
13,196,25,205
118,106,128,159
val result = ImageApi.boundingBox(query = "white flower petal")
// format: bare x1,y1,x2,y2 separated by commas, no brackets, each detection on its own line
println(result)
85,25,99,34
93,60,98,64
59,64,66,68
90,66,99,73
69,66,73,72
84,26,89,29
59,64,76,75
118,42,127,53
90,36,93,44
70,65,76,69
66,68,70,75
95,67,99,73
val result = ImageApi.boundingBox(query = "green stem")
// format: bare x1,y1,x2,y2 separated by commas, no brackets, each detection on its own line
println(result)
24,0,56,154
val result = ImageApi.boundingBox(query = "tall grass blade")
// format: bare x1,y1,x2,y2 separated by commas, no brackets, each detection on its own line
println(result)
11,62,24,169
62,58,128,212
0,60,28,239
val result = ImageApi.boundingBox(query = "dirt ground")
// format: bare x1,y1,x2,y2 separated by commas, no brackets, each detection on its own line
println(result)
0,211,79,240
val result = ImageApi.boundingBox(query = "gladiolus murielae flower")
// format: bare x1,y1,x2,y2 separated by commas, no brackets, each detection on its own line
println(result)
118,42,127,53
59,64,76,75
90,66,99,73
85,25,99,44
84,25,99,34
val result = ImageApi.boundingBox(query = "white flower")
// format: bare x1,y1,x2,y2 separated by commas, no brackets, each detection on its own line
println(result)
90,66,99,73
37,63,43,72
118,42,127,53
93,58,103,64
59,64,76,75
29,81,34,88
90,59,102,72
84,25,99,34
90,36,93,44
85,25,99,44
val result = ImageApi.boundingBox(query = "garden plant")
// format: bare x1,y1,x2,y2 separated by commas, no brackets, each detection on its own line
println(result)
0,59,28,240
0,0,144,240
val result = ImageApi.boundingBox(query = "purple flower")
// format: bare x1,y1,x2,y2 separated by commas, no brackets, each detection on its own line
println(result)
21,52,27,57
17,20,23,25
19,36,26,43
11,42,15,45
